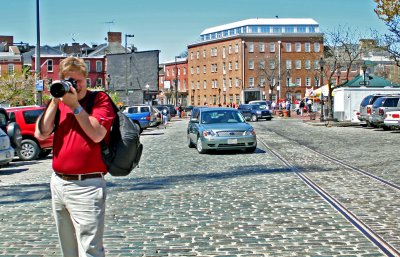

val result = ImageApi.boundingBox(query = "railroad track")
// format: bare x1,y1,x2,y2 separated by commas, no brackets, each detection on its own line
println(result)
257,136,400,257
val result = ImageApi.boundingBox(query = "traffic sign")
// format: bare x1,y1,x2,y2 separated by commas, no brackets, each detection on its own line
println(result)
35,80,44,91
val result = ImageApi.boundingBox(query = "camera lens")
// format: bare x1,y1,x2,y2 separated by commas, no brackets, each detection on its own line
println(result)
50,81,72,98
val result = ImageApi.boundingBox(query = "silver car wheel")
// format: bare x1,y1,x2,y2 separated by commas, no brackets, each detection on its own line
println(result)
196,137,206,154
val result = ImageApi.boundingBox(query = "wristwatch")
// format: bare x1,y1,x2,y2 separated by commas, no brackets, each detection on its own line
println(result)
73,105,83,115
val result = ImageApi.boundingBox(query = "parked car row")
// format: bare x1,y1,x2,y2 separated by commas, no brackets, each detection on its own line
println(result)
358,94,400,130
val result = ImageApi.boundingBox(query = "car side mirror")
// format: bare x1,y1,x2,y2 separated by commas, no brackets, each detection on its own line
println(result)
190,118,199,123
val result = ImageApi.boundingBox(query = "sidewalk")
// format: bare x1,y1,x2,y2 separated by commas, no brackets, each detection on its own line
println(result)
272,110,357,127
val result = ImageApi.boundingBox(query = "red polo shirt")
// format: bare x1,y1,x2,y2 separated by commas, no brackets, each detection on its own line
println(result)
52,91,115,174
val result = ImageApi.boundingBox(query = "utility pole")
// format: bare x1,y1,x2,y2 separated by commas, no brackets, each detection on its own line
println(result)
35,0,42,106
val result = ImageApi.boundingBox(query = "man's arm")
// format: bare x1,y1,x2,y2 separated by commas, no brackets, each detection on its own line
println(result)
35,99,59,140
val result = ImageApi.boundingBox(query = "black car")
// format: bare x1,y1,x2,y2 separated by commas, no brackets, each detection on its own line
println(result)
237,104,272,122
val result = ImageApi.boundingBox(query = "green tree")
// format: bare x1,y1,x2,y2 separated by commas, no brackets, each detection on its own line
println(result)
0,71,36,106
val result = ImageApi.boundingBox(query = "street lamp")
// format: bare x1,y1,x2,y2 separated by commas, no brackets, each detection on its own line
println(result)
35,0,42,106
145,84,150,105
125,34,134,95
362,62,367,86
319,57,326,121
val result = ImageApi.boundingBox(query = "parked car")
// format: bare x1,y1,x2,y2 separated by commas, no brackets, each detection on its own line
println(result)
154,104,177,117
248,100,271,110
359,94,394,127
6,106,53,161
369,96,400,130
383,111,400,129
187,107,257,154
122,105,152,133
237,104,272,122
0,128,14,168
151,107,162,127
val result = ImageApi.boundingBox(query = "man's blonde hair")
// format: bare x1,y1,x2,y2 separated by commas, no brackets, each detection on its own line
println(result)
59,56,88,79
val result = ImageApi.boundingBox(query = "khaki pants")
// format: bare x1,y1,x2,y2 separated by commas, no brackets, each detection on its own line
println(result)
51,172,107,257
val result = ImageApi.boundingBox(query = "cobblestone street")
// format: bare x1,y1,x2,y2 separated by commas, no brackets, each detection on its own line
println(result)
1,117,399,256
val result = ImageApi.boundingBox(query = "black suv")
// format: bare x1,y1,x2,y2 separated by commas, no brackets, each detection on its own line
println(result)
237,104,272,122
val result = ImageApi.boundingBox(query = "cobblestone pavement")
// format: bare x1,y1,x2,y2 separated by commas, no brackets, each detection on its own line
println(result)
0,118,394,256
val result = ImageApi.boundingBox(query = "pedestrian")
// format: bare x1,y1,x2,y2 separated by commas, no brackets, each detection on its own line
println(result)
307,99,313,113
162,107,169,128
271,101,276,110
35,56,116,257
299,100,305,116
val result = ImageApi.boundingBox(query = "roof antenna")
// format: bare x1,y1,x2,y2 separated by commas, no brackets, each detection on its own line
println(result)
104,19,115,32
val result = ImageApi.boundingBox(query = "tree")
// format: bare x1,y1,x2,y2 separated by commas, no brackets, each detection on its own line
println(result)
323,25,367,119
257,53,287,101
374,0,400,66
0,70,36,106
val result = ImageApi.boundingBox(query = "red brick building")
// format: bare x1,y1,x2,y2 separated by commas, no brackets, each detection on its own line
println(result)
187,18,324,105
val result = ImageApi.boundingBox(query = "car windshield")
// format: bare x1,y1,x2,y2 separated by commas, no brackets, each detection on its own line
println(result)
201,110,245,124
251,105,265,110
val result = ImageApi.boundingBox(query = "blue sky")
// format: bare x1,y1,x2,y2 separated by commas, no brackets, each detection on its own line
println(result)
1,0,388,62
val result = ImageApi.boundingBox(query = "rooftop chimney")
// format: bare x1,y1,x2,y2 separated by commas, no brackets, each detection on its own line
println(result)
107,32,122,44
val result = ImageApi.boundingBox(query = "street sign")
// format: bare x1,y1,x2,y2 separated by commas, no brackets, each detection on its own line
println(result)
359,81,369,85
35,80,44,91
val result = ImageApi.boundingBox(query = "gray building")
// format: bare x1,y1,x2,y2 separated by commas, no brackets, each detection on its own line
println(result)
106,50,160,106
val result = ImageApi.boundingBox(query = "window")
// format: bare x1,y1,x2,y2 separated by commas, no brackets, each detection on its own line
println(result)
305,42,311,52
183,67,186,75
235,61,239,70
196,51,200,59
248,60,254,70
96,61,102,72
85,61,90,72
196,66,200,74
259,77,266,87
295,42,301,52
295,77,301,86
178,68,181,76
259,60,265,69
269,60,275,69
197,81,200,89
229,78,232,87
190,67,194,74
285,43,291,52
314,60,320,70
47,59,53,72
286,60,292,70
203,49,206,58
235,78,240,87
203,65,207,74
249,77,254,87
259,43,265,52
203,80,207,89
166,69,170,76
248,42,254,52
305,60,311,70
314,42,320,52
222,46,226,58
229,61,232,70
96,78,102,86
228,45,232,54
235,44,239,53
269,42,275,52
190,52,194,60
306,77,311,86
8,64,14,74
86,78,91,87
295,60,301,69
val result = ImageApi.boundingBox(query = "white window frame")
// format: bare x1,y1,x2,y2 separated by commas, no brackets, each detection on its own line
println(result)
269,42,275,52
295,42,301,52
305,42,311,52
314,42,320,52
286,60,292,70
248,60,254,70
295,60,301,69
285,43,291,52
248,42,254,53
259,43,265,52
96,60,102,72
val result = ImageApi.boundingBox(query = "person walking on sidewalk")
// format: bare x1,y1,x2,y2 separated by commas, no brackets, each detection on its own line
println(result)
35,56,116,257
299,100,305,116
162,107,169,128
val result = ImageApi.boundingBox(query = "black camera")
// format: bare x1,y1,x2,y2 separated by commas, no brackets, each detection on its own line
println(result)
50,78,78,98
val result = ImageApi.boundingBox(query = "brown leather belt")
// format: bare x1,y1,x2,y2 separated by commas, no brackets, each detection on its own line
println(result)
55,173,103,181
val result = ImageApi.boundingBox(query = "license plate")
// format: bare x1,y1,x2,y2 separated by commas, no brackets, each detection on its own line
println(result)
227,139,237,144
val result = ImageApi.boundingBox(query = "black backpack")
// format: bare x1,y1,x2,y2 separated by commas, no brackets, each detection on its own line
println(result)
86,91,143,176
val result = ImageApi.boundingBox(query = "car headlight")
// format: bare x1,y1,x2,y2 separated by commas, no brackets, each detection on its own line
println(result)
203,130,217,137
243,129,256,136
256,110,262,114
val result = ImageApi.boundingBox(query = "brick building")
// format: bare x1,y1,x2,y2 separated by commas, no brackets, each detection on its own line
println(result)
187,18,324,106
161,57,188,105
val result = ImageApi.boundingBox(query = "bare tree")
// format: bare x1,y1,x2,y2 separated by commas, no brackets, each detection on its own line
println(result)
323,25,367,119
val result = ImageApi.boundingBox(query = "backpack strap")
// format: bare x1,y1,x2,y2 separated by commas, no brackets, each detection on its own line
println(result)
86,91,119,114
